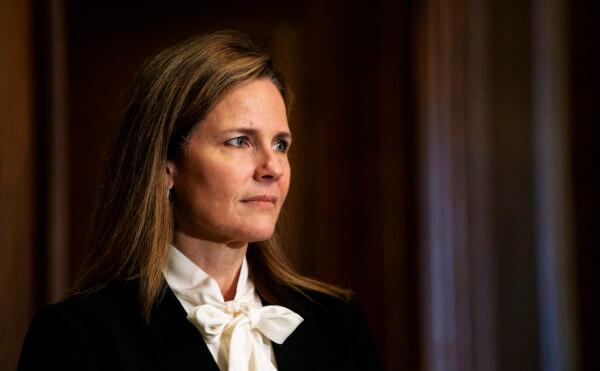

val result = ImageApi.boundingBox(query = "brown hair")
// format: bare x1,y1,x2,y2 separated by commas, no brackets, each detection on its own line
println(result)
73,31,350,319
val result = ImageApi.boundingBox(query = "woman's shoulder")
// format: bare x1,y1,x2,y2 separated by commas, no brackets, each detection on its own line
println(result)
285,287,365,328
34,281,139,322
300,289,356,313
285,288,383,370
18,280,182,371
18,281,144,370
55,282,132,305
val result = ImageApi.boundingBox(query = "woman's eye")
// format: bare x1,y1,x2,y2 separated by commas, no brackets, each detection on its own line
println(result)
273,139,290,152
226,136,249,147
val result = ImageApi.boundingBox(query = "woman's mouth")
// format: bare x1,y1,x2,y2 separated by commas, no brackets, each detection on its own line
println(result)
241,195,277,208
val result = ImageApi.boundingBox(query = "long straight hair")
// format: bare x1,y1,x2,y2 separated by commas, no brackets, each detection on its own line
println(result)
73,31,350,320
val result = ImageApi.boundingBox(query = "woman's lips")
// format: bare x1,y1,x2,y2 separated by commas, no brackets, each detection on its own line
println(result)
241,195,277,208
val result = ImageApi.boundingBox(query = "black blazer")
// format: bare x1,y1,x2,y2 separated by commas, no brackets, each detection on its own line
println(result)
18,281,382,371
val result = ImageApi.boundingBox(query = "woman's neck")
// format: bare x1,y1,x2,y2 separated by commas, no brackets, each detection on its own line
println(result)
173,231,248,301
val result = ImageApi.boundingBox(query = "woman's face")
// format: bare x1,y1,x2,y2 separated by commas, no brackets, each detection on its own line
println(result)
168,79,291,245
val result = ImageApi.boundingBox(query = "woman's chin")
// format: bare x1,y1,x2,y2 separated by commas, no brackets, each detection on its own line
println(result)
242,225,276,243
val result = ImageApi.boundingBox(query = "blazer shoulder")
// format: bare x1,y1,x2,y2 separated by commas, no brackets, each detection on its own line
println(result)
42,281,139,323
18,282,141,371
293,288,357,318
292,289,383,371
18,294,100,370
287,288,366,343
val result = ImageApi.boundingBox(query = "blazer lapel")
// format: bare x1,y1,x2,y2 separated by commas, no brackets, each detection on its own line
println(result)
139,285,219,371
272,319,315,371
136,283,317,371
270,293,316,371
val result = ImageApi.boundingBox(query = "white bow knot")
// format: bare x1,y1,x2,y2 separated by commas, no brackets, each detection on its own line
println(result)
164,248,303,371
187,301,303,371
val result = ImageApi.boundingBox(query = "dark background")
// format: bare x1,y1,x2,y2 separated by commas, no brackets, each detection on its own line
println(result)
1,0,596,370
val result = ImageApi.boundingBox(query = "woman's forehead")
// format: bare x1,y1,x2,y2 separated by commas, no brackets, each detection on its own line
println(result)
199,80,289,134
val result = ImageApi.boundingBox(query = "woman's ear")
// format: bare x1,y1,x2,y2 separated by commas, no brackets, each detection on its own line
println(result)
166,160,176,190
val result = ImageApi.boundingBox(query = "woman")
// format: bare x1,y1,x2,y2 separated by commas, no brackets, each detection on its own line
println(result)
18,31,381,371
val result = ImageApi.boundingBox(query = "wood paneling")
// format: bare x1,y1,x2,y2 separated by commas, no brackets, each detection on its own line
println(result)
569,1,598,370
36,0,70,304
4,1,592,370
532,0,579,369
0,0,34,369
416,0,582,370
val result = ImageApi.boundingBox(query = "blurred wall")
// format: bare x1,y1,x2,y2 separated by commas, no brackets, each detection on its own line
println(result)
0,0,34,368
1,0,596,370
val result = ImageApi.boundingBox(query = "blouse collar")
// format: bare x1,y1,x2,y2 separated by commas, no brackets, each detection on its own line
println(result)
163,245,260,313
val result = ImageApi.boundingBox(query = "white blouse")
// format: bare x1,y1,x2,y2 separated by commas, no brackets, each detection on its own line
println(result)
163,246,301,371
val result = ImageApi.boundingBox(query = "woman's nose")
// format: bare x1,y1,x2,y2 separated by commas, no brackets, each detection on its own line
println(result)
254,150,284,182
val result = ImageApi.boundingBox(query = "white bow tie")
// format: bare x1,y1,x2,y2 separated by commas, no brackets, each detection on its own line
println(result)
187,300,303,371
